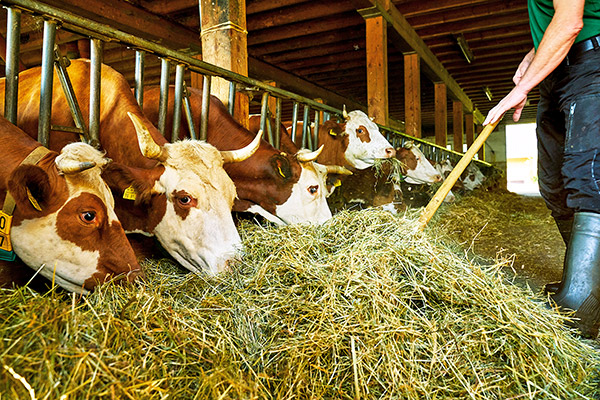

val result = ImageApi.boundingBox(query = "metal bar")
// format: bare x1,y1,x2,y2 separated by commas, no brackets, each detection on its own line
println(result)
323,111,330,123
172,64,185,141
182,83,198,140
274,97,282,150
157,58,170,135
4,7,21,124
0,0,341,116
291,102,299,144
38,19,56,147
313,109,320,150
51,124,87,134
199,75,211,141
260,92,274,145
134,50,145,109
302,105,310,150
227,81,236,116
89,38,102,148
54,49,88,141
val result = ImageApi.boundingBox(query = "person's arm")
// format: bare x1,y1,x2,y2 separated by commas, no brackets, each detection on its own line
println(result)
483,0,584,125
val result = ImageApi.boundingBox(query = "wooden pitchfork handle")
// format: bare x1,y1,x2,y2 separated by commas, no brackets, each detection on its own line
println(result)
417,117,502,231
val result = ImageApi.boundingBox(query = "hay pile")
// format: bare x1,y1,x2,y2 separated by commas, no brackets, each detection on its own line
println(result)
1,209,600,399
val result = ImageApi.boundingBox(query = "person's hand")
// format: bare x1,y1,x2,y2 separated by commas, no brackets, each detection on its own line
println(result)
483,86,528,126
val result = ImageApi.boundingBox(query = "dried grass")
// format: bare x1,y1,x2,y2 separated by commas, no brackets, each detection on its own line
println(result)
1,208,599,399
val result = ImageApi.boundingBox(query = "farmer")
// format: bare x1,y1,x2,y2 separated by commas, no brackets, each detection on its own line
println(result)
484,0,600,337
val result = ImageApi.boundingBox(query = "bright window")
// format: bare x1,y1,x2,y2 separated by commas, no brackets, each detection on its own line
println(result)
506,123,539,195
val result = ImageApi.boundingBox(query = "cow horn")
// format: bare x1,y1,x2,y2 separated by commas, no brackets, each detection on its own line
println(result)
221,130,261,164
342,105,349,120
127,112,168,162
324,165,353,176
57,160,97,175
296,145,324,162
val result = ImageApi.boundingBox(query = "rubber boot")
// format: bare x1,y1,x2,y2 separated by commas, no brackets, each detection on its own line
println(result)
544,216,574,294
550,212,600,338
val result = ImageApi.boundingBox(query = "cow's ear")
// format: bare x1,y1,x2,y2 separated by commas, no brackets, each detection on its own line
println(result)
101,162,161,205
270,155,292,180
322,120,345,138
7,164,52,216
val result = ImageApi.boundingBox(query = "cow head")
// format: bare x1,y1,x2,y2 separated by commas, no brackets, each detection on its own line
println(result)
110,113,259,275
396,142,442,184
462,163,486,191
8,143,142,293
246,146,351,225
338,109,396,169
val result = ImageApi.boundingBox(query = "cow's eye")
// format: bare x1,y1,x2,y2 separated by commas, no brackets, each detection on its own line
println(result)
80,211,97,223
178,196,192,205
357,128,364,134
308,185,319,195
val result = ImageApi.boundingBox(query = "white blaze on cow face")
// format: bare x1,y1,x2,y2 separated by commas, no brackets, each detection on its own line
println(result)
343,110,395,170
150,140,241,275
10,143,140,294
402,143,442,185
273,161,333,225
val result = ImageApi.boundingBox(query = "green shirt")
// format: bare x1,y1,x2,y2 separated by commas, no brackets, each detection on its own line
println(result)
528,0,600,48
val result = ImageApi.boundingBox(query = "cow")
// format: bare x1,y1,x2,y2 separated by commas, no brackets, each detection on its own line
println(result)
396,142,442,185
141,86,350,225
283,109,396,170
0,59,259,275
462,162,486,191
0,116,141,293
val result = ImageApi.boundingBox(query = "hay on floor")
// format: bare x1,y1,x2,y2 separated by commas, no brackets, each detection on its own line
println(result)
0,209,599,399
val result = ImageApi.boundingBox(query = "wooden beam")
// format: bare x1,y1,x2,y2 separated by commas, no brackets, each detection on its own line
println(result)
247,0,354,31
199,0,249,126
248,12,363,46
434,83,447,147
452,101,464,152
465,113,474,148
365,14,388,125
363,0,484,123
416,12,530,40
404,52,421,138
250,29,364,57
246,0,308,14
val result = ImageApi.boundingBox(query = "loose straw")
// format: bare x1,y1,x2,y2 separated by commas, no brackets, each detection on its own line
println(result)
418,117,502,231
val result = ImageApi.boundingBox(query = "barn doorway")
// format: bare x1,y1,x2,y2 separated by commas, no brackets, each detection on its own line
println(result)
506,123,539,195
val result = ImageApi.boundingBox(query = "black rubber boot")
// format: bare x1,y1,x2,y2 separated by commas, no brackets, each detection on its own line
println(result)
550,212,600,338
544,216,574,294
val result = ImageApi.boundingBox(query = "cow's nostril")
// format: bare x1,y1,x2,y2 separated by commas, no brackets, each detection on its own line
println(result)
385,147,396,158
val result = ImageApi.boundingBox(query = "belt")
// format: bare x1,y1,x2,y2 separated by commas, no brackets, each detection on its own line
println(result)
565,34,600,65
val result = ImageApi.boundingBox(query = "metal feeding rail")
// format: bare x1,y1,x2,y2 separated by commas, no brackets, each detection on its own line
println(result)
0,0,490,168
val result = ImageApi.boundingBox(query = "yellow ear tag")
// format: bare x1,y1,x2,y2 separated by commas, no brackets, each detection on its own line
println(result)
0,210,14,254
329,129,337,136
123,185,137,201
277,166,286,178
26,188,42,211
333,179,342,187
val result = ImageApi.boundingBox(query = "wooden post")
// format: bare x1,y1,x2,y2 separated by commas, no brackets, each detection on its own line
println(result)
434,82,447,148
465,113,474,148
404,52,421,138
190,54,203,89
266,80,278,116
452,101,464,152
365,14,388,125
199,0,249,127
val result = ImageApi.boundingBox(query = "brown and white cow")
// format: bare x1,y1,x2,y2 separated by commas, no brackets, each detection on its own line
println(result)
142,86,348,225
396,142,442,185
0,60,258,275
284,109,396,170
0,116,141,293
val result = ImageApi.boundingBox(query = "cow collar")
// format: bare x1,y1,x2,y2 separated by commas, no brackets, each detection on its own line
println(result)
1,146,51,261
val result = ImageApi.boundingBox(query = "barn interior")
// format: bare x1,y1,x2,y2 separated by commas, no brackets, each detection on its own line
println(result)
0,1,595,398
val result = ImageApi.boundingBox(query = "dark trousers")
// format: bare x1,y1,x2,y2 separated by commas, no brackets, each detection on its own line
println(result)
537,48,600,219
